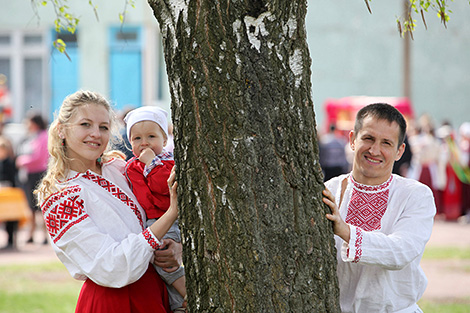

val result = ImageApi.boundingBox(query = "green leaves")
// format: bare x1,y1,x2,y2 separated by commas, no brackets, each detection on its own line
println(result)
36,0,80,33
368,0,459,38
402,0,454,36
119,0,136,24
53,39,71,61
34,0,101,57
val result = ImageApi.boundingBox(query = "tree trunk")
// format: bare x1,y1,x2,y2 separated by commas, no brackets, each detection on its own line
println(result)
148,0,340,311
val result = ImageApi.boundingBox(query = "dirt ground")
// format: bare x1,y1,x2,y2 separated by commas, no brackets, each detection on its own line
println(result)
420,220,470,302
1,219,469,302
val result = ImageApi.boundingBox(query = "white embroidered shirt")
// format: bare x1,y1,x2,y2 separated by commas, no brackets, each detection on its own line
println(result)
40,158,162,288
325,173,435,313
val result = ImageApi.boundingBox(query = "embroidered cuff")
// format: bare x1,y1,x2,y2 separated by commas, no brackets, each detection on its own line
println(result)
142,228,162,250
341,225,363,263
143,157,164,177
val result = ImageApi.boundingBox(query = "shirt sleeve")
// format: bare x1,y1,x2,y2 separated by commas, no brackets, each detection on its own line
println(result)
42,186,162,288
143,156,163,177
341,183,436,270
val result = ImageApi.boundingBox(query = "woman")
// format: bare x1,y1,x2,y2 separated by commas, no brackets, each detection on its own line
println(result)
35,90,180,313
16,113,49,244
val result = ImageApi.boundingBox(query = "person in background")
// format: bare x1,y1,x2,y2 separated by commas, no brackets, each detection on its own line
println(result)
16,113,49,244
124,106,186,312
408,114,441,213
35,90,181,312
392,135,413,177
115,106,136,160
319,123,350,181
323,103,435,313
458,122,470,223
0,74,12,121
165,123,175,153
0,136,18,249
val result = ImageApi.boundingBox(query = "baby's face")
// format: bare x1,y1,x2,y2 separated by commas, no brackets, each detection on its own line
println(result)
129,120,167,157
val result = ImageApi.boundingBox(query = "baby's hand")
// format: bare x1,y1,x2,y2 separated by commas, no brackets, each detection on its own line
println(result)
139,148,156,166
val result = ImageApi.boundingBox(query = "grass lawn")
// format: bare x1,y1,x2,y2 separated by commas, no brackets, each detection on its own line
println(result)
0,261,82,313
419,299,470,313
1,253,470,312
423,246,470,260
420,245,470,312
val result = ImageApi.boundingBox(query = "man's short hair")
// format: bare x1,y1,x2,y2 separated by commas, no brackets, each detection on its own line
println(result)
354,103,407,147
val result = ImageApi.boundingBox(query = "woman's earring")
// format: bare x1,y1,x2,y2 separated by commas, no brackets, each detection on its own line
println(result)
97,154,103,164
59,133,66,146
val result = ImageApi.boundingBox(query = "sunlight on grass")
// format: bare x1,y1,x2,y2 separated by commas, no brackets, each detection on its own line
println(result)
0,261,82,313
419,299,470,313
1,255,470,312
423,246,470,260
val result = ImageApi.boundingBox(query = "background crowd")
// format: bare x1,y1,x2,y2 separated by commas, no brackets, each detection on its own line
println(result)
319,114,470,223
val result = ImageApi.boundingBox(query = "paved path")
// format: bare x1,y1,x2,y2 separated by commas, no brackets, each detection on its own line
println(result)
0,226,57,265
1,219,470,301
420,220,470,301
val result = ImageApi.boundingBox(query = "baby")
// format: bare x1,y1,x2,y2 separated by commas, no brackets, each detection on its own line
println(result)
124,106,186,312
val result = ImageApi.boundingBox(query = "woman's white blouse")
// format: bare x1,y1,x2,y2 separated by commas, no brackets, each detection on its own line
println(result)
41,158,161,288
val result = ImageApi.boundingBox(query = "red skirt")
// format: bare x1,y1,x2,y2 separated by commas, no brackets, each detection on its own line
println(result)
75,264,171,313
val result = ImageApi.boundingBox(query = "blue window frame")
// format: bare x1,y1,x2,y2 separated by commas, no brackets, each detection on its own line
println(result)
109,26,142,111
50,30,79,120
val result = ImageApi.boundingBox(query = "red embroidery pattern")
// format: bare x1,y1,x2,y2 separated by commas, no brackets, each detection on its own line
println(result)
41,185,82,213
353,227,363,263
345,176,393,231
41,186,88,243
83,171,144,230
143,228,161,250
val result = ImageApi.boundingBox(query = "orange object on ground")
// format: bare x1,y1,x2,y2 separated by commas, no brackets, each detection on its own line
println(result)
0,187,32,227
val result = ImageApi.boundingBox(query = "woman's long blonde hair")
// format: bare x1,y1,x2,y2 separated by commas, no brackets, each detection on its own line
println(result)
35,90,124,202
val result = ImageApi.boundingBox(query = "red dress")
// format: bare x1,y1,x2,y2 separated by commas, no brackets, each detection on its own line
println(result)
76,264,171,313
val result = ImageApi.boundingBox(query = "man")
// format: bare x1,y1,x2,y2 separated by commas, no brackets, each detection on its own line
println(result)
323,103,435,313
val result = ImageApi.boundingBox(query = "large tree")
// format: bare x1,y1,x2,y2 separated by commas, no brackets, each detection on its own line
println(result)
148,1,339,311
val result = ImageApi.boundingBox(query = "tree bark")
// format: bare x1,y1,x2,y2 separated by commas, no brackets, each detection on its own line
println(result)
148,0,340,311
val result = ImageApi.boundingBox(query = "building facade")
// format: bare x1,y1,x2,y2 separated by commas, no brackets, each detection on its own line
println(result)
1,1,469,132
0,0,170,125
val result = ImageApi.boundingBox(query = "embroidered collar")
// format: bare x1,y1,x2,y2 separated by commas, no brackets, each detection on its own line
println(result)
59,158,117,183
349,175,393,193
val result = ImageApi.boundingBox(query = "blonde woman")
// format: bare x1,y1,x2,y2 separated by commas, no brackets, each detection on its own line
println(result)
35,90,180,313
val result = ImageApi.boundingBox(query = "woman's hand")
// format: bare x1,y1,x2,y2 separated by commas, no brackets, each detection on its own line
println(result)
323,188,350,243
154,239,183,271
148,166,178,240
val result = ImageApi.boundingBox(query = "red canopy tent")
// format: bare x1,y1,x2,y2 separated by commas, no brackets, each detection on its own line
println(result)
322,96,415,137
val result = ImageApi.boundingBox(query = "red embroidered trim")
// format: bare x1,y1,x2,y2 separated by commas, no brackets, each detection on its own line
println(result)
346,188,389,231
54,215,89,243
345,176,393,231
41,185,82,213
83,171,144,230
41,185,88,243
353,227,363,263
349,175,393,192
142,228,161,250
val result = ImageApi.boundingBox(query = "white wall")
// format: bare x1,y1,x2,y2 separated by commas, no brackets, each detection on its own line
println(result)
306,0,470,131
